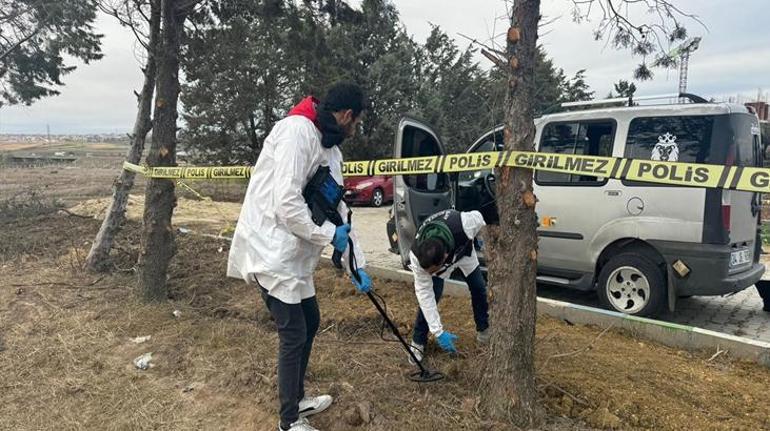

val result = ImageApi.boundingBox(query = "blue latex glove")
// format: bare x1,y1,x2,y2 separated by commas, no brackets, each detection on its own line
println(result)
332,224,351,252
436,331,458,353
352,268,372,293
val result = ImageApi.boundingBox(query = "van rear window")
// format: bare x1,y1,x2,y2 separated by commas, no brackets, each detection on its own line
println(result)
730,114,762,167
625,115,715,164
622,115,721,188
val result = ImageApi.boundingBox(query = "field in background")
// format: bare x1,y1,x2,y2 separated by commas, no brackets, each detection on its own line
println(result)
0,139,248,207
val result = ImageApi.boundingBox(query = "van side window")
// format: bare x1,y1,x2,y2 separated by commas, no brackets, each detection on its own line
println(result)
623,115,715,186
401,125,449,192
536,120,615,185
625,116,715,163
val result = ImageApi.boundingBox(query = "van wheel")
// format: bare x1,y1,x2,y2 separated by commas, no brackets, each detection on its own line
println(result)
597,253,666,317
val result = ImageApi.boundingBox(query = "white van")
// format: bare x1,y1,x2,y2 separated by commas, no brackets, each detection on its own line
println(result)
393,96,765,316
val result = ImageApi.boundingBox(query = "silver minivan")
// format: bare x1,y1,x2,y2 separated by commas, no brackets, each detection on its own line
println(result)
392,98,765,316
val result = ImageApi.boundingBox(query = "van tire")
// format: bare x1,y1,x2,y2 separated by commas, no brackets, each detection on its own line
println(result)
597,253,666,317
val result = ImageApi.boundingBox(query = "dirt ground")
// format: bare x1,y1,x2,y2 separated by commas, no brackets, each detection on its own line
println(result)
2,214,770,431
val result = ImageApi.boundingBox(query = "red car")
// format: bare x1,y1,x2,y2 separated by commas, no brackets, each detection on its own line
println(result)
343,175,393,207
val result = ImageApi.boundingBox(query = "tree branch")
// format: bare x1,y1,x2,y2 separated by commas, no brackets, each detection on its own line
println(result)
0,23,43,61
480,48,507,69
458,32,507,57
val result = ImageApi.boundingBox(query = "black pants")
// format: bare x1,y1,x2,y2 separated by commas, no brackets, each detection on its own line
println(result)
411,267,489,346
260,288,320,428
757,281,770,311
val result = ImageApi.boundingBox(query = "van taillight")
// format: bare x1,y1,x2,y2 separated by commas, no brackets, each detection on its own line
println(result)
722,205,731,232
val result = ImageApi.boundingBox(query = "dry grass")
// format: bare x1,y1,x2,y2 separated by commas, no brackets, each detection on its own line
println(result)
0,189,64,221
1,215,770,430
0,164,129,206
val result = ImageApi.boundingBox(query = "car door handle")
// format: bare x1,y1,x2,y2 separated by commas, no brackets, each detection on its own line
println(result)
605,190,622,197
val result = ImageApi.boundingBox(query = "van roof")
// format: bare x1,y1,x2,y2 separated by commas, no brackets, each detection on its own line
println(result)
537,102,751,125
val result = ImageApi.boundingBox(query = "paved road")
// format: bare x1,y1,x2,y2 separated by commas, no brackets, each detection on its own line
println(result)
352,206,770,344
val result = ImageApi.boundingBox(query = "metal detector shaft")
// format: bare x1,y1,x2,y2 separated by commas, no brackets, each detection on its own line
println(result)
364,291,429,374
342,212,439,380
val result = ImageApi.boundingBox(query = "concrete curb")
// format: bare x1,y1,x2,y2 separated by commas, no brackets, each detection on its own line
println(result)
540,298,770,367
347,259,770,368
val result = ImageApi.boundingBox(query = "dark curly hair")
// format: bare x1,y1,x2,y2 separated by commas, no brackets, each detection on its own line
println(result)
321,81,366,118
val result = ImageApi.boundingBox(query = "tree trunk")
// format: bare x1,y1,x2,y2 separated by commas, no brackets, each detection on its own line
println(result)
480,0,541,427
246,112,259,155
137,0,186,301
85,0,161,272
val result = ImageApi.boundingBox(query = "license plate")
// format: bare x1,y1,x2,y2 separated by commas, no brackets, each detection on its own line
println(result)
730,248,752,268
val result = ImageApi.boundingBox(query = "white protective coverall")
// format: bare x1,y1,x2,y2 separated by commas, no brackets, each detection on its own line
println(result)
408,210,486,336
227,97,365,304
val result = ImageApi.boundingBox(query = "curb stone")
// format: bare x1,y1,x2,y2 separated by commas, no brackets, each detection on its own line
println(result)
328,258,770,368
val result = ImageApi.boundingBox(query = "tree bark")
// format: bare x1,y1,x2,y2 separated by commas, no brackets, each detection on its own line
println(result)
85,0,161,272
480,0,541,427
137,0,186,301
246,112,259,155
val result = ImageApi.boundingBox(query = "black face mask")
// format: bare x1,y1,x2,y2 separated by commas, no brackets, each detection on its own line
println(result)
317,109,347,148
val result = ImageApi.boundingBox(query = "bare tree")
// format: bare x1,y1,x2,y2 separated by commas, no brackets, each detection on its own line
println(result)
86,0,161,272
480,0,541,426
137,0,196,300
480,0,699,426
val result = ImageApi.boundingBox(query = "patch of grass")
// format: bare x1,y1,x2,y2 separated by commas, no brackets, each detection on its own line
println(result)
0,190,64,222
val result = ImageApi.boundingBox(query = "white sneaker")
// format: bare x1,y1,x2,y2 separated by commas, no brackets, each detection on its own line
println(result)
279,417,318,431
407,342,424,365
298,394,333,418
476,329,491,344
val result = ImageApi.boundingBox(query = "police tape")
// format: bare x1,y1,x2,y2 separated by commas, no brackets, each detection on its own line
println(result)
123,150,770,194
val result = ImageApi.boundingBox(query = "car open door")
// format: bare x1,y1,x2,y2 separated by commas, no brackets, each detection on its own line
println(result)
393,116,452,268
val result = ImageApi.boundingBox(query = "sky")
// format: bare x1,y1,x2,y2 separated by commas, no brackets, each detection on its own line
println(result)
2,0,769,134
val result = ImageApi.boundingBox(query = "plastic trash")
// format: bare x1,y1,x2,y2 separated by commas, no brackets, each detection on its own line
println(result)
131,335,151,344
133,352,153,370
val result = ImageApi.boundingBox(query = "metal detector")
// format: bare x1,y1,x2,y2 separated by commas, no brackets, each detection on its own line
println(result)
335,213,444,383
303,174,444,382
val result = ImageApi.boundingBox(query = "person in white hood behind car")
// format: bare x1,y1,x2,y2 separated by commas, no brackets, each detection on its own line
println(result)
227,82,371,431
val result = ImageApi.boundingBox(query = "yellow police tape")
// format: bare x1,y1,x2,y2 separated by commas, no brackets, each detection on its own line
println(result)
123,149,770,194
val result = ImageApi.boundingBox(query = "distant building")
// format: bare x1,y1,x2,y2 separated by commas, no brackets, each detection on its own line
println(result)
746,101,769,121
